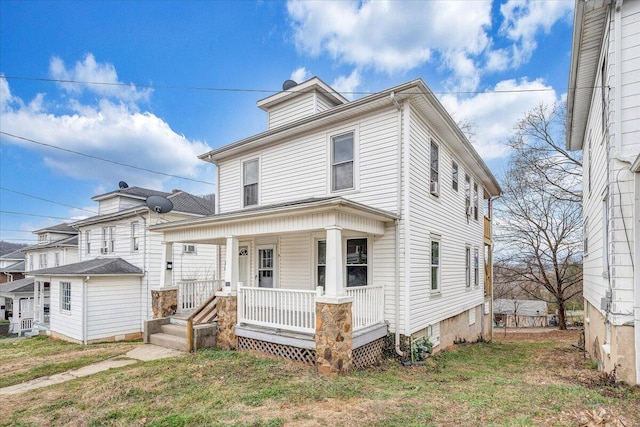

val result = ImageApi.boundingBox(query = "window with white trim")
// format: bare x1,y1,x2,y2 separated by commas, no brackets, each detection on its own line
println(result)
39,253,47,269
331,132,354,192
60,281,71,312
452,161,458,191
431,238,440,292
465,246,471,288
346,238,367,287
243,159,259,207
430,141,439,195
473,182,479,220
102,226,115,253
317,240,326,288
29,255,34,271
54,252,60,267
473,248,479,287
85,230,91,254
583,217,589,256
465,174,471,213
131,222,140,252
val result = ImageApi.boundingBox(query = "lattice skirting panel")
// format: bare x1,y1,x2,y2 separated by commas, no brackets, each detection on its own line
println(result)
237,337,317,365
352,337,385,370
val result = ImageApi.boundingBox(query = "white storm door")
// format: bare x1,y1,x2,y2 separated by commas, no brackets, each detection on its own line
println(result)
257,245,275,288
238,245,250,286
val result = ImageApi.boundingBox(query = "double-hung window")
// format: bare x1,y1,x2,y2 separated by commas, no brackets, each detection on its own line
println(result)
131,222,140,252
452,161,458,191
85,230,91,254
54,252,60,267
243,159,259,207
102,226,115,253
473,248,479,287
346,238,367,287
317,240,326,288
39,254,47,269
331,132,354,192
431,238,440,292
430,141,439,195
465,247,471,288
473,182,479,220
465,174,471,213
60,281,71,312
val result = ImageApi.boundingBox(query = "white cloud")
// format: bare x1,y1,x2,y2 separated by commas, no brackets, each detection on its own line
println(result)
287,0,492,88
441,78,559,160
1,55,212,192
331,69,361,99
499,0,573,67
290,67,311,83
49,53,152,105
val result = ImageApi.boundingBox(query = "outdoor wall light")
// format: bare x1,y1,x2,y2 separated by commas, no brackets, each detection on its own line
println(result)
166,261,173,270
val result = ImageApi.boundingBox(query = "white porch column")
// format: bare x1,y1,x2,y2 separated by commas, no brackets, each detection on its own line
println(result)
320,226,352,304
224,236,239,292
159,242,173,288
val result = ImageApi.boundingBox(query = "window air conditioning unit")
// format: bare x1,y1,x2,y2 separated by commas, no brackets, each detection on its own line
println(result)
183,244,196,254
430,182,440,196
100,247,108,254
466,206,474,217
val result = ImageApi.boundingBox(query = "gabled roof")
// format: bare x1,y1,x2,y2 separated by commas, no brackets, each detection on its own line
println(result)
29,258,143,276
0,277,34,295
92,186,171,202
566,0,609,151
167,191,215,215
33,223,77,235
22,235,78,251
200,78,501,197
2,260,25,273
0,250,25,261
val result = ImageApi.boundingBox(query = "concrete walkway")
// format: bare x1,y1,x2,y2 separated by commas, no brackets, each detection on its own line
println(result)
0,344,182,395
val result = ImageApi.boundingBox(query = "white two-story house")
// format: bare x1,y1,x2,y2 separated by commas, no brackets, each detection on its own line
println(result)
149,77,501,372
29,186,218,344
567,0,640,385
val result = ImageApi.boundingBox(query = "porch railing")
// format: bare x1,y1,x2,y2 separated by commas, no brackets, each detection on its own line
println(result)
178,280,224,313
20,318,33,335
347,285,385,331
238,287,317,334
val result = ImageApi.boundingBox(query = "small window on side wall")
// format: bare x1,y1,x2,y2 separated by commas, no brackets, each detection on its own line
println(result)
452,161,458,191
331,132,354,192
430,141,439,195
431,239,440,292
243,159,259,207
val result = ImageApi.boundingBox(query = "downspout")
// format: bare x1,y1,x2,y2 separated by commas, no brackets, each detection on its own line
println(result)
83,276,89,345
634,171,640,384
391,91,404,356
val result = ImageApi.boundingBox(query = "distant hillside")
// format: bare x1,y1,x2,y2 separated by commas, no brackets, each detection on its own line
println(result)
0,241,28,256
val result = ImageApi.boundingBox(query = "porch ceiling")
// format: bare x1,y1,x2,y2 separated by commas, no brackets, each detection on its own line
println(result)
149,197,397,244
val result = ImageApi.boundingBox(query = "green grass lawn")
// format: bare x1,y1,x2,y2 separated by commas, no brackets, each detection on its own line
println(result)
1,331,638,426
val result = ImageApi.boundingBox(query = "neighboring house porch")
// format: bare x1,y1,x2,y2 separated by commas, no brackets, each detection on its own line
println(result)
150,197,396,372
0,277,36,335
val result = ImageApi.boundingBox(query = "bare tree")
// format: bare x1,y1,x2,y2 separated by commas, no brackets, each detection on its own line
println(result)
494,102,583,330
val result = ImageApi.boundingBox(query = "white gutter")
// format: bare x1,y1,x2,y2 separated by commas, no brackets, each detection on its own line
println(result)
391,92,404,357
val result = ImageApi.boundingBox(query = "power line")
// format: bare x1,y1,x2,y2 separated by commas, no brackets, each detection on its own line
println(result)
0,74,565,95
0,229,33,233
0,132,215,186
0,210,75,221
0,187,98,214
0,238,37,242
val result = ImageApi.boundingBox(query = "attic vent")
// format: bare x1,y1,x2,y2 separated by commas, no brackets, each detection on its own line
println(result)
282,79,297,91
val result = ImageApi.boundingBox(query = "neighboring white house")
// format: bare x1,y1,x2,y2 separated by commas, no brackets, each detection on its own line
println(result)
149,77,501,371
493,298,548,328
29,186,218,344
567,0,640,385
0,249,26,323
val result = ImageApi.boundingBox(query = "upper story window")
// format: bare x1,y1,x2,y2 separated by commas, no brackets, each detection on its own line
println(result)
430,141,439,196
452,161,458,191
465,174,471,214
39,253,47,269
101,226,115,254
331,132,355,192
38,234,48,243
131,222,140,252
54,252,60,267
85,230,91,254
243,159,259,207
473,182,479,220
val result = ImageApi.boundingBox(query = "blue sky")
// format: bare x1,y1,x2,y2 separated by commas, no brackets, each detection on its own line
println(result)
0,0,574,244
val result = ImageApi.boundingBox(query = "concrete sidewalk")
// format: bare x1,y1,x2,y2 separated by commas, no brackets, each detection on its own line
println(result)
0,344,182,395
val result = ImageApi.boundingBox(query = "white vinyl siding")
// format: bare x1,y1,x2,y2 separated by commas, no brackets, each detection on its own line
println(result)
267,92,316,129
85,277,143,342
50,279,83,341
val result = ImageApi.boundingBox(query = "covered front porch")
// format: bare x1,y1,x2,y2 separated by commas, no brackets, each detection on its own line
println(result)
151,197,397,372
0,277,37,335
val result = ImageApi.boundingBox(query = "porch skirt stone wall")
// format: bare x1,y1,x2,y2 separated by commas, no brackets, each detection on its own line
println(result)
216,295,238,350
151,289,177,319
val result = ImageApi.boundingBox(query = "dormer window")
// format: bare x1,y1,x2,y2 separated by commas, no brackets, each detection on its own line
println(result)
38,234,48,243
243,159,259,207
331,132,354,192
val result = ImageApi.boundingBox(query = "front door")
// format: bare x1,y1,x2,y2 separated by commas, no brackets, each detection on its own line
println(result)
238,245,250,286
257,245,275,288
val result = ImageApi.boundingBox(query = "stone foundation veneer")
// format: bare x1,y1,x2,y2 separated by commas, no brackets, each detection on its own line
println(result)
151,288,178,318
315,300,353,374
216,294,238,350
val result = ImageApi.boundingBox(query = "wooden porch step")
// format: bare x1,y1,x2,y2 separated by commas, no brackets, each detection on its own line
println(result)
160,323,187,339
149,332,187,352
